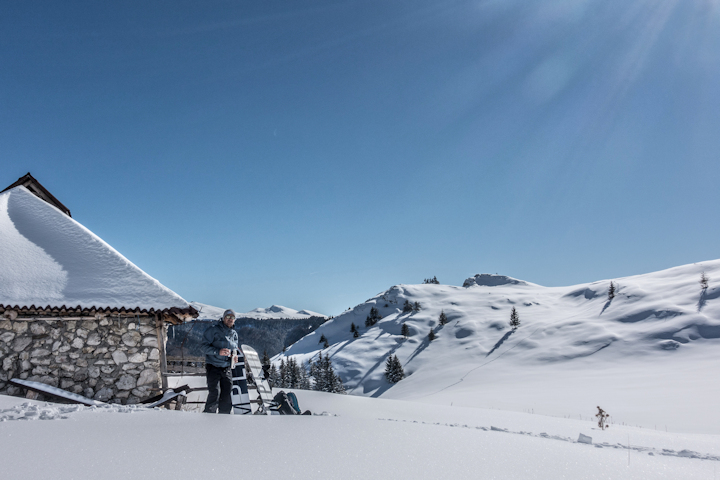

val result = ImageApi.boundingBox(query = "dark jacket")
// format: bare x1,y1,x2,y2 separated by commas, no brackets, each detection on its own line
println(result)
200,321,239,368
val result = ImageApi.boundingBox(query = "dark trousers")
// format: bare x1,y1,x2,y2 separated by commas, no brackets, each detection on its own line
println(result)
204,364,233,414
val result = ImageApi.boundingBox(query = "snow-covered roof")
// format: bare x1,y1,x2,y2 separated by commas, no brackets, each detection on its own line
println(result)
0,185,195,317
1,172,71,217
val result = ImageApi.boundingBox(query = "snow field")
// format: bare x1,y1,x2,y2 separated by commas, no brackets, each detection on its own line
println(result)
1,391,718,480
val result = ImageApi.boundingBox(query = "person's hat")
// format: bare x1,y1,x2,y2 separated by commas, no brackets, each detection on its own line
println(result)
223,309,236,319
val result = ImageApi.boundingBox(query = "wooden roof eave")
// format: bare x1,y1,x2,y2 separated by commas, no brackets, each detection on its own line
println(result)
0,304,198,324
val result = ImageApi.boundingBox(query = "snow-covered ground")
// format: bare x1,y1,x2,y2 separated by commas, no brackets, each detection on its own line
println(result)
191,301,326,320
1,390,718,480
277,260,720,435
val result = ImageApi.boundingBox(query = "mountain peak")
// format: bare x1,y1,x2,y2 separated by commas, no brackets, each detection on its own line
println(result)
463,274,533,287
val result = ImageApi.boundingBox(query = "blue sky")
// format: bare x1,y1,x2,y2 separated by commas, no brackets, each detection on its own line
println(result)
2,0,719,315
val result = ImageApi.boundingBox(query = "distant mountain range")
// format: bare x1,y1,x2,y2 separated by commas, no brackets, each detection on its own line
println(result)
171,302,328,358
190,302,327,320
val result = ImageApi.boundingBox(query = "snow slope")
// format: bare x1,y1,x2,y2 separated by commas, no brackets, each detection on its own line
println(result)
1,391,718,480
0,186,190,311
190,301,326,320
277,260,720,434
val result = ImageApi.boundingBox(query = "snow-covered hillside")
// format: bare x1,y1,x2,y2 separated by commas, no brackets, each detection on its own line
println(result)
190,302,326,320
277,260,720,434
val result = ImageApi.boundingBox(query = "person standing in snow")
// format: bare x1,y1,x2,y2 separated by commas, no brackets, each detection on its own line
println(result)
200,309,239,414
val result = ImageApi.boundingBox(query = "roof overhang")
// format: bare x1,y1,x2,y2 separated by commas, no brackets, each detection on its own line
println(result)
0,304,198,325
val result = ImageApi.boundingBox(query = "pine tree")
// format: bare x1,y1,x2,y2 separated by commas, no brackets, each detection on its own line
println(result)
413,301,421,312
312,353,327,392
365,307,381,327
312,352,346,393
268,364,280,388
401,322,410,338
439,310,448,326
299,361,311,390
428,329,436,341
294,358,303,388
509,307,520,331
385,355,405,383
285,359,295,388
351,322,360,338
288,358,301,388
384,355,395,382
283,358,292,388
279,359,290,388
308,357,317,384
329,367,346,394
394,355,404,382
261,349,270,366
319,333,327,344
608,281,615,300
700,272,709,290
402,300,413,313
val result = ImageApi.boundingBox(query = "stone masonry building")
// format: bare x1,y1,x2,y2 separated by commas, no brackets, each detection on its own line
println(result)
0,174,197,404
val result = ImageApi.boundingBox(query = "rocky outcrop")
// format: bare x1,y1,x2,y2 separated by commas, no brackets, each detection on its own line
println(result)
463,274,531,288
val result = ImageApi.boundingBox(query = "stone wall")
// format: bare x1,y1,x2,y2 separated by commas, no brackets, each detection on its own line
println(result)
0,315,164,404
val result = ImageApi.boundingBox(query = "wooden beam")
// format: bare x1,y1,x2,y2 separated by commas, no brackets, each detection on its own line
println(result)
155,313,169,391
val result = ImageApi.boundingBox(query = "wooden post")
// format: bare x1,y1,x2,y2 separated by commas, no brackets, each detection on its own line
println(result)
155,313,169,391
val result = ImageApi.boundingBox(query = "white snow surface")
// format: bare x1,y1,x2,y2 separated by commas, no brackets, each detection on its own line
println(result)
191,301,326,320
0,186,190,310
1,391,718,479
277,261,720,434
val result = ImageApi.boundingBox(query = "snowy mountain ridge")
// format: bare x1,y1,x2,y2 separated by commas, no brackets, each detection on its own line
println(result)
190,301,326,320
246,305,326,320
277,259,720,434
